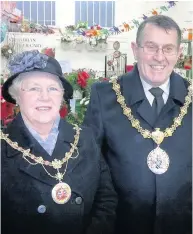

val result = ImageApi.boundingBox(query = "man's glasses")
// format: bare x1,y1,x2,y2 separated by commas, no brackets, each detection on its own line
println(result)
138,44,178,56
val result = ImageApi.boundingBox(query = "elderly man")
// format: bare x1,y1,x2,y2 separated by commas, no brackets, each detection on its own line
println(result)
84,15,192,234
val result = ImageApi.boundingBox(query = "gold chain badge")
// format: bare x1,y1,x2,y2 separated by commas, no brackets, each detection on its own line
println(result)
1,125,82,204
110,77,192,174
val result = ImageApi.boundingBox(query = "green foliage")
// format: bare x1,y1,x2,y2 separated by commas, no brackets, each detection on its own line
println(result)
66,100,88,125
65,72,82,91
84,77,96,97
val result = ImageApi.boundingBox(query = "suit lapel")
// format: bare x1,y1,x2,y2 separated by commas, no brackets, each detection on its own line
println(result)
136,99,156,127
6,114,82,187
121,65,156,127
156,71,188,125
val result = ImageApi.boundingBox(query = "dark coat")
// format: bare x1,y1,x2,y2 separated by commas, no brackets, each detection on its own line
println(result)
1,113,117,234
84,65,192,234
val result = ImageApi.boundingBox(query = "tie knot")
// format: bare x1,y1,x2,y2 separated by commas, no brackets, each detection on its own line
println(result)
149,87,163,98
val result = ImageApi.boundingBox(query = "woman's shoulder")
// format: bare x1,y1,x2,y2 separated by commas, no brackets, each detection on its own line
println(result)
1,127,10,162
1,127,8,147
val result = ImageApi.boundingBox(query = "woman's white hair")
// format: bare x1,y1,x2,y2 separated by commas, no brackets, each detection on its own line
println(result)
8,71,64,103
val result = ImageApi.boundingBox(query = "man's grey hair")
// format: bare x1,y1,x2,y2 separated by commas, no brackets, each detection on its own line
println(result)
8,71,63,103
136,15,182,47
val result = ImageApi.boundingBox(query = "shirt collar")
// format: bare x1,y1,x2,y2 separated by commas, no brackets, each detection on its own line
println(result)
22,114,60,137
51,115,60,133
140,77,170,95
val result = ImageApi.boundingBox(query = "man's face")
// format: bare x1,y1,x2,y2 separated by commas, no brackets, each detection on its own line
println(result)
131,24,182,86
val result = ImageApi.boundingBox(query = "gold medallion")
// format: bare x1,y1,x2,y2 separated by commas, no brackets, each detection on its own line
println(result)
147,146,170,174
51,182,71,204
151,128,164,145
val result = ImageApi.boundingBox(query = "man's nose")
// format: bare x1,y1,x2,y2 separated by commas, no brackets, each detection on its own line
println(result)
153,48,165,61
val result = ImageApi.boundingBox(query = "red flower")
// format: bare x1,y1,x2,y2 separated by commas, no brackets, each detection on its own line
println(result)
80,71,90,79
184,65,191,70
103,77,109,81
77,71,90,88
43,48,55,58
77,76,87,88
0,86,15,122
96,25,101,30
59,105,68,118
1,101,15,121
126,65,134,72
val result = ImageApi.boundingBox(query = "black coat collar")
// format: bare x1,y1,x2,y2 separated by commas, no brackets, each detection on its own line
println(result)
5,114,83,189
6,113,82,154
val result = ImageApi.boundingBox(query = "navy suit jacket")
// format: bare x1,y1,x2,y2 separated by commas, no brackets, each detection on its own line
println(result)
84,65,192,234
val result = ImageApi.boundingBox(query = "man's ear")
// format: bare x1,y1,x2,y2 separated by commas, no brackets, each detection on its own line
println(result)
177,46,183,58
131,42,138,60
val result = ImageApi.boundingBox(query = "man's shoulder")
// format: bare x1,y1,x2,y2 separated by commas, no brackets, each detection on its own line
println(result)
173,71,191,88
92,73,131,93
182,77,191,89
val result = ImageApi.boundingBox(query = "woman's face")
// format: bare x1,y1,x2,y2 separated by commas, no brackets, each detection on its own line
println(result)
17,72,64,126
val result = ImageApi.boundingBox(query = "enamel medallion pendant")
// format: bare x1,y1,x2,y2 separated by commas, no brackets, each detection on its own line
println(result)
52,182,71,204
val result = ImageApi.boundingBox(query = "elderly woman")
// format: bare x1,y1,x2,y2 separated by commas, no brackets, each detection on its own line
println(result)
1,50,117,234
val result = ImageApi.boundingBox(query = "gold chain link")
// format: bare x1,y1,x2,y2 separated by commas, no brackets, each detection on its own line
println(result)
110,77,192,145
0,124,81,181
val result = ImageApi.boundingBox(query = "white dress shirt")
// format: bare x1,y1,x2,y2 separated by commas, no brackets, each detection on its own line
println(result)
140,77,170,106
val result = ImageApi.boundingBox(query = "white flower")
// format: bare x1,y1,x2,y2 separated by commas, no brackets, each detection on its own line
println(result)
8,49,12,54
110,75,118,80
84,100,89,105
80,97,86,105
